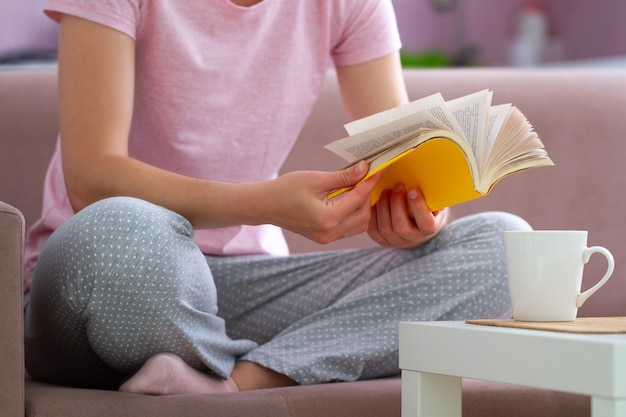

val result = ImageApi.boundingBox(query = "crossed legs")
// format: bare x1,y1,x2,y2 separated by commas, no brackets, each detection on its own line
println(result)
25,197,530,394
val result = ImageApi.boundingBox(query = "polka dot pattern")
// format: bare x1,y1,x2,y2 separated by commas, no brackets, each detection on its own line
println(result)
25,197,531,388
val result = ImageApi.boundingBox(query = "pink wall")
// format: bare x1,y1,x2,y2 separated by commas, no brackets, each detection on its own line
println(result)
392,0,626,66
3,0,626,65
1,0,58,58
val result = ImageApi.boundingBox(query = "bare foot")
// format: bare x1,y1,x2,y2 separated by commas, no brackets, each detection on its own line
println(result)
230,360,298,391
119,353,238,395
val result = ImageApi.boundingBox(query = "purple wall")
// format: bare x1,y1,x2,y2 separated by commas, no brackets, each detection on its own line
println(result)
392,0,626,66
3,0,626,66
1,0,58,59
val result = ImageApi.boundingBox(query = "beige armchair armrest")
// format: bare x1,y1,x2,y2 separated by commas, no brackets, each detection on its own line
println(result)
0,201,25,417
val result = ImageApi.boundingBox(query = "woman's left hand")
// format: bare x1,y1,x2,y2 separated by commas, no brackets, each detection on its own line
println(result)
367,184,448,248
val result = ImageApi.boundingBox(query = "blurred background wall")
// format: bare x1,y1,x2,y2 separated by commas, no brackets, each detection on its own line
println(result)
393,0,626,67
2,0,625,67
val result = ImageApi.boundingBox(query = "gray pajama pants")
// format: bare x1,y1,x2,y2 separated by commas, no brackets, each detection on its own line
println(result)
25,197,530,390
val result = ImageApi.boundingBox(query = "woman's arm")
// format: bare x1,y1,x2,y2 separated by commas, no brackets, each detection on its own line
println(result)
58,15,212,220
335,51,408,120
335,53,449,248
57,14,380,243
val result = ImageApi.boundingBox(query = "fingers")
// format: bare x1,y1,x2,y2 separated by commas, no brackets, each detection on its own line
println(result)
406,188,439,235
324,168,382,242
368,185,444,248
294,162,376,244
370,185,420,247
337,160,369,189
327,162,381,220
331,193,374,240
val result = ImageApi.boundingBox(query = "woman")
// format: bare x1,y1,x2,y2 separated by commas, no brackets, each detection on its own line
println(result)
24,0,530,394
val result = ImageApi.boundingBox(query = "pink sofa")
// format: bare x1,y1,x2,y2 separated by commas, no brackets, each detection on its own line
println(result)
3,66,625,416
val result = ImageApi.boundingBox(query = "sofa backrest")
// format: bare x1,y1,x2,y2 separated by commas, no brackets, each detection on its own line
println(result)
285,68,626,317
2,67,625,317
0,68,58,231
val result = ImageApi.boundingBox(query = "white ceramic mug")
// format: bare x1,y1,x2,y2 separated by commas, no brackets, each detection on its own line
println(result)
502,230,614,322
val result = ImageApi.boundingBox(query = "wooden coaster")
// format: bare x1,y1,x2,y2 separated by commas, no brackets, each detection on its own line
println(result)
466,317,626,334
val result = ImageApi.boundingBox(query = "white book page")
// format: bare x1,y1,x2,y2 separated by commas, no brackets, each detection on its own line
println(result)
325,110,449,162
483,103,512,170
344,92,467,142
344,93,447,136
446,90,492,169
479,107,552,189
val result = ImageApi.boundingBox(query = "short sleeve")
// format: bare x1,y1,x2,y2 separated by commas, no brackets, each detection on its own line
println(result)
331,0,402,67
44,0,141,40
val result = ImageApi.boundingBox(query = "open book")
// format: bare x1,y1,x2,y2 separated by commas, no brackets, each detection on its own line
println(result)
325,89,554,211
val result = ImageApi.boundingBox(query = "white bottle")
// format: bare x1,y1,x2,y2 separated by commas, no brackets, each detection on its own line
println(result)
510,1,548,67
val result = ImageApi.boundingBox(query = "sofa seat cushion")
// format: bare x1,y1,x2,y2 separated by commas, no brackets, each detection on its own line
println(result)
25,378,401,417
25,377,590,417
462,379,590,417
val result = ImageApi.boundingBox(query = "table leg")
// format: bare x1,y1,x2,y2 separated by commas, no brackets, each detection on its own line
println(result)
402,370,462,417
592,397,626,417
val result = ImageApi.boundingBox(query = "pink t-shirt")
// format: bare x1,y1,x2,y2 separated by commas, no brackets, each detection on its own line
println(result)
24,0,401,291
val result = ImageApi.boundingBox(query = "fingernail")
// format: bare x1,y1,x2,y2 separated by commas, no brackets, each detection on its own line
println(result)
353,161,363,176
407,188,419,199
394,184,405,193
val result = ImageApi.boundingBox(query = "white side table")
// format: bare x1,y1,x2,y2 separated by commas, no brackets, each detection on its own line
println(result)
399,321,626,417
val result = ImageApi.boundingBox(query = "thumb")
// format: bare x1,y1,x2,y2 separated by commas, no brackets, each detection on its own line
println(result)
335,160,369,189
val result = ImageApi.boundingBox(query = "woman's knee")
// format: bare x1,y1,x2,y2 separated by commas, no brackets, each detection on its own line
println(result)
32,196,210,309
43,196,195,263
480,211,532,233
72,196,195,242
29,197,220,373
446,211,531,241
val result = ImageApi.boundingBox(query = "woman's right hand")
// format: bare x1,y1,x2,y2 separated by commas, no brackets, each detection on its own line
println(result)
242,161,382,244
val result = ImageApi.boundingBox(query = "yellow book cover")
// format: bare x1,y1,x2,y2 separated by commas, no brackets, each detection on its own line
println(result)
325,90,553,211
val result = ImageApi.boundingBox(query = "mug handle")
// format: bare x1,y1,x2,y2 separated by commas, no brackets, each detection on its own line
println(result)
576,246,615,308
